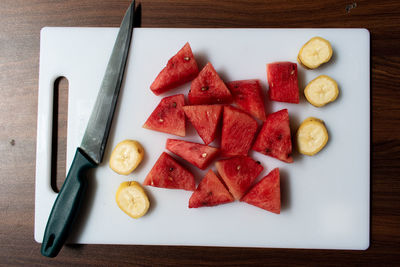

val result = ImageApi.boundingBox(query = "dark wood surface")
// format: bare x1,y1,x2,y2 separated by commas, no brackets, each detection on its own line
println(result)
1,0,399,265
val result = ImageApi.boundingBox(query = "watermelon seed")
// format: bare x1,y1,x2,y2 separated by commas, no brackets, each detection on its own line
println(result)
277,134,282,140
168,176,174,181
151,180,154,186
207,191,213,196
172,102,177,108
184,56,190,61
158,118,164,123
169,167,174,172
236,165,241,170
291,70,295,75
265,148,271,153
256,161,261,164
201,153,207,158
201,86,209,92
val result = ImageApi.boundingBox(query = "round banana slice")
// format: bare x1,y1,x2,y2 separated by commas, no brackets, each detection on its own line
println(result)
304,75,339,107
296,117,329,156
298,37,333,69
109,140,144,175
116,181,150,219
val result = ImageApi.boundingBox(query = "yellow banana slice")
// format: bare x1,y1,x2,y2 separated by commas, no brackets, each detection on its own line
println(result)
296,117,329,156
116,181,150,219
109,140,144,175
304,75,339,107
298,37,333,69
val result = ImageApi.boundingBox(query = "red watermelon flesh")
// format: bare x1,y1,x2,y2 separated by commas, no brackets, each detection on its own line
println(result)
143,152,195,191
221,105,258,156
143,94,186,137
150,42,199,95
188,62,233,105
227,79,267,121
267,62,299,104
189,170,234,208
252,109,293,163
183,105,223,145
166,139,219,170
241,168,281,214
215,156,264,200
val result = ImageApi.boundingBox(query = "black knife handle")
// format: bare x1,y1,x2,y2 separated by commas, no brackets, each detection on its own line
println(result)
41,148,95,258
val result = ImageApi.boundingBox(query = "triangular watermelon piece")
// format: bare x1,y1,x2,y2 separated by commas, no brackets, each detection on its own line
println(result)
189,170,234,208
143,94,186,137
252,109,293,163
241,168,281,214
221,105,258,156
267,62,299,104
188,62,233,105
150,42,199,95
166,139,219,170
143,152,195,191
226,79,267,121
215,156,264,200
183,105,223,145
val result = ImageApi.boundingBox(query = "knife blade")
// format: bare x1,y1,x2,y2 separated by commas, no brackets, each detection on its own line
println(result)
41,1,135,257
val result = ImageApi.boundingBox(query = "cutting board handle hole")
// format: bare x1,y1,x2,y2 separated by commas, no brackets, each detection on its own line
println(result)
50,76,69,193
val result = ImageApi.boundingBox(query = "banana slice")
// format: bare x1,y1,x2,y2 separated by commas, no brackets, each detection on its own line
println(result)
110,140,144,175
304,75,339,107
296,117,329,156
298,37,333,69
116,181,150,219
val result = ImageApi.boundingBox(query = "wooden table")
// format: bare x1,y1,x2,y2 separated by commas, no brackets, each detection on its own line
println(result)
1,0,399,265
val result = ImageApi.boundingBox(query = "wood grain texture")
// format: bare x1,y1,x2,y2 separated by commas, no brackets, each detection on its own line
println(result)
1,0,399,265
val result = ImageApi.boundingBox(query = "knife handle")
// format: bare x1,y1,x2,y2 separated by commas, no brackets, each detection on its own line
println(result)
41,148,95,258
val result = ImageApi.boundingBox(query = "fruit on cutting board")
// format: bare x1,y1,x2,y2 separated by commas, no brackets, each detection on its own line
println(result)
241,168,281,214
304,75,339,107
166,139,219,170
150,42,199,95
109,140,144,175
226,79,267,121
143,152,195,190
215,156,264,200
296,117,329,156
183,104,223,145
143,94,186,137
188,62,233,105
297,37,333,69
221,105,258,156
252,109,293,163
189,170,234,208
267,62,299,104
116,181,150,219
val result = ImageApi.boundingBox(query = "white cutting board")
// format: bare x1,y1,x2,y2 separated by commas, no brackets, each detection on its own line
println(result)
35,27,370,250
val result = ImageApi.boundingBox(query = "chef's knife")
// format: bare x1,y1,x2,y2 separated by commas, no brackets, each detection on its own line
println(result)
41,1,135,257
